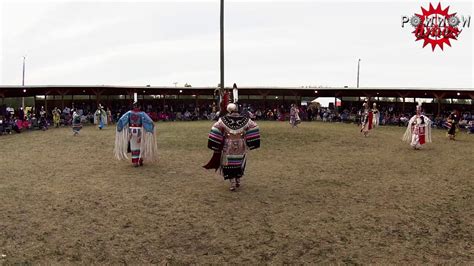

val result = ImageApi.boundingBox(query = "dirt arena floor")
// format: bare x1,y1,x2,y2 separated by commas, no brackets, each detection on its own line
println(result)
0,121,473,264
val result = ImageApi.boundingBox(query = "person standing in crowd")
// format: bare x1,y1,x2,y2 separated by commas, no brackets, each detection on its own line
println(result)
289,104,301,128
114,101,158,167
72,109,82,136
39,106,48,131
403,105,432,150
52,107,61,128
0,105,6,118
446,109,460,140
467,120,474,134
6,106,14,118
360,102,373,137
203,103,261,192
372,103,380,127
18,107,25,121
106,107,113,125
307,106,313,121
62,106,71,126
94,104,107,130
0,116,5,135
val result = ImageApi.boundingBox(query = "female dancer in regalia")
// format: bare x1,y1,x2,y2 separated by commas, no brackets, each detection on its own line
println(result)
72,109,82,136
446,110,459,140
204,103,261,191
114,101,158,167
403,105,432,150
360,102,373,137
289,104,301,128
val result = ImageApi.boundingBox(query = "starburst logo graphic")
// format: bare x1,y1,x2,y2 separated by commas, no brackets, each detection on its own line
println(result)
402,3,471,51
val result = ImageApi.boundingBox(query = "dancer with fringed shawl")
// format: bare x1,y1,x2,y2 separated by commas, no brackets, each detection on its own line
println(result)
94,104,108,130
72,109,82,136
39,106,48,131
114,100,158,167
203,103,260,191
403,104,432,150
289,104,301,128
52,107,61,128
360,102,373,137
372,103,380,127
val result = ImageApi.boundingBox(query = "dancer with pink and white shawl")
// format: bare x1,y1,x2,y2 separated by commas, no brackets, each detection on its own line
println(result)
403,104,432,150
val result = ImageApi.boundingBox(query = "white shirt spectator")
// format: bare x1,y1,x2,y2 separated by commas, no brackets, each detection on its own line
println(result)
6,107,14,115
184,111,191,119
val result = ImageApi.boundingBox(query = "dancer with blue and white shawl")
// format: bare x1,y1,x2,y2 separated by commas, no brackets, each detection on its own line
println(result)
114,101,158,167
94,104,107,130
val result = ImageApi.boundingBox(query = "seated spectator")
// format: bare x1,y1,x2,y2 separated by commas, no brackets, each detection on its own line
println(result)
12,118,21,133
22,119,30,129
14,118,23,133
468,121,474,134
0,117,4,134
158,112,167,121
3,117,13,134
63,107,71,116
341,111,348,122
399,115,409,127
323,111,329,122
87,112,94,123
459,119,468,129
184,110,191,120
176,112,183,120
266,110,274,120
210,112,216,120
255,109,262,120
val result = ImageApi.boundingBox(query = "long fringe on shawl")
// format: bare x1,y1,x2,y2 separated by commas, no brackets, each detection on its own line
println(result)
402,116,415,142
114,129,130,160
425,120,432,143
139,128,159,163
94,111,108,125
402,116,432,143
402,125,412,142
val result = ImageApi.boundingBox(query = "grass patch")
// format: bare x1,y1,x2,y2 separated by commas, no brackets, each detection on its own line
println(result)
0,121,473,263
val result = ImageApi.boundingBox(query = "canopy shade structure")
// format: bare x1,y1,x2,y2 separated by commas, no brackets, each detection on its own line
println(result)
1,85,473,100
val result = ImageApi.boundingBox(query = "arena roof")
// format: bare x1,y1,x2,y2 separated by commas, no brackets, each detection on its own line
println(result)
0,85,473,99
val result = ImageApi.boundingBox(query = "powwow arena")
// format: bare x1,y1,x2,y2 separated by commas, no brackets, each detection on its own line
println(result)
1,0,473,263
1,85,473,264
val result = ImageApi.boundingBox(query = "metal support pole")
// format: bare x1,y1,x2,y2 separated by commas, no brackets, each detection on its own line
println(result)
357,59,361,88
219,0,225,109
22,56,26,108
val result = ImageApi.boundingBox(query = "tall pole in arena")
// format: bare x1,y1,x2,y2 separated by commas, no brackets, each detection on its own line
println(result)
357,58,361,88
220,0,224,107
22,56,26,109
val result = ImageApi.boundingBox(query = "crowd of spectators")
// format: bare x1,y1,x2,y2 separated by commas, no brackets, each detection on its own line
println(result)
1,102,473,135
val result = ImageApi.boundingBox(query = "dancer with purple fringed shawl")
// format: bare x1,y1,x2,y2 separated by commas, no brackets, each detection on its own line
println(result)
203,103,261,191
114,101,158,167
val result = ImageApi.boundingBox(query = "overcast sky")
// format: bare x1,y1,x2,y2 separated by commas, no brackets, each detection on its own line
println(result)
0,0,472,88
